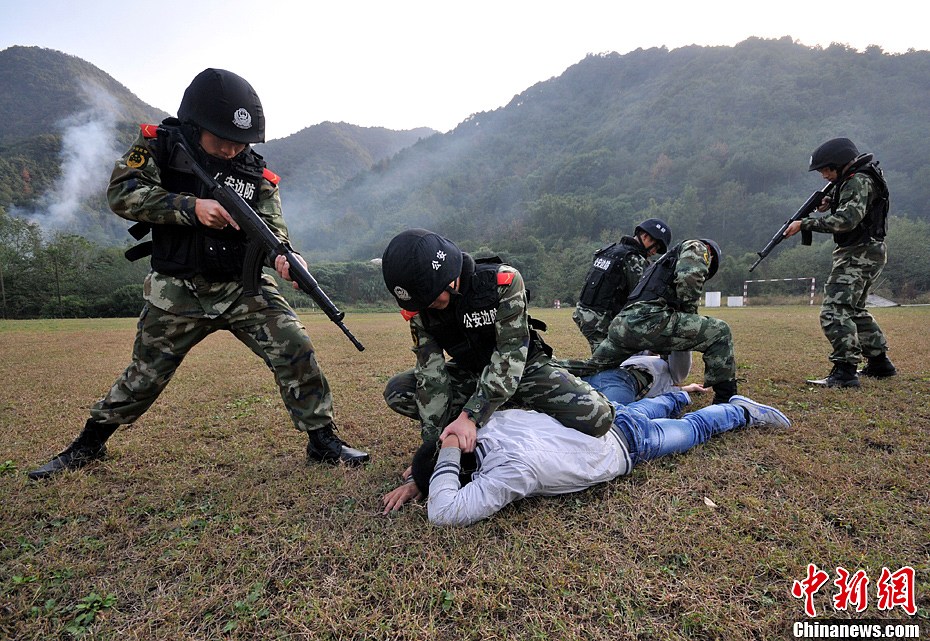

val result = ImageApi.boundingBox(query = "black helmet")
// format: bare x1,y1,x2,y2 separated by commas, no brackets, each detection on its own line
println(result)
382,229,463,311
635,218,672,253
698,238,722,279
809,137,859,172
178,68,265,144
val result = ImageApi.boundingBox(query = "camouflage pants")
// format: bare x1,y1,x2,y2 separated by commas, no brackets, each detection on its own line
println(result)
572,305,614,354
821,241,889,366
585,305,736,386
90,292,334,433
383,358,615,442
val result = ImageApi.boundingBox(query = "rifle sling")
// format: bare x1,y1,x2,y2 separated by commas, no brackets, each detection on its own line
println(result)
128,222,152,240
124,240,153,262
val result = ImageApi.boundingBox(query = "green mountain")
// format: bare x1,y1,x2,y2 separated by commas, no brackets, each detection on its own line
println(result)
0,45,435,243
295,37,930,268
5,39,930,314
258,122,435,233
0,45,171,240
260,121,435,197
0,45,170,148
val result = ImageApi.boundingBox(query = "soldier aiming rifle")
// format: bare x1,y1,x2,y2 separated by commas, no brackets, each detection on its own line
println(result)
782,137,896,388
29,68,369,480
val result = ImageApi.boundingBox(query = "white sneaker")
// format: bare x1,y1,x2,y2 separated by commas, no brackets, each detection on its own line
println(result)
728,395,791,428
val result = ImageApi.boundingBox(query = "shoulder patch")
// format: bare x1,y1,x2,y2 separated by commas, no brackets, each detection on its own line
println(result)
126,145,150,169
263,168,281,185
140,124,159,139
497,272,515,286
401,310,418,321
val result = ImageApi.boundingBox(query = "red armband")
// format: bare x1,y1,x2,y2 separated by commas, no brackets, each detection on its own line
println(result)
263,168,281,185
497,272,515,286
401,310,418,321
140,124,159,139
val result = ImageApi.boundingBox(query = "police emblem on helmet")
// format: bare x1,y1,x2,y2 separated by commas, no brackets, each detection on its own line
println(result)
232,108,253,130
393,286,412,301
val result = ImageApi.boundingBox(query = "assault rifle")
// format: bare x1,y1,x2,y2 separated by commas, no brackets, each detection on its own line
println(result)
168,141,365,351
748,183,833,272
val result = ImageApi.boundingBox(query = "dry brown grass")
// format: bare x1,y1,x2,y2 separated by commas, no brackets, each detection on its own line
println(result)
1,307,928,640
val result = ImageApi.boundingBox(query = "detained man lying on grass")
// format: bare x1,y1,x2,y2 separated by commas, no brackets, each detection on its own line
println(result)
382,351,705,513
407,392,790,527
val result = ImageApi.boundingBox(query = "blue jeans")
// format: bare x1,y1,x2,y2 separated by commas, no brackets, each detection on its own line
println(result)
613,392,746,465
584,368,640,405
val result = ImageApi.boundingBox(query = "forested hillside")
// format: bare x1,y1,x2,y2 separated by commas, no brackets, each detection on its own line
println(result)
3,38,930,319
260,122,435,197
0,46,170,241
297,38,930,300
0,46,437,318
257,122,435,233
0,46,435,243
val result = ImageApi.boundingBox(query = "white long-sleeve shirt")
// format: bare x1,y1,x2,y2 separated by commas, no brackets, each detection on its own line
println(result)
623,351,692,398
427,409,633,527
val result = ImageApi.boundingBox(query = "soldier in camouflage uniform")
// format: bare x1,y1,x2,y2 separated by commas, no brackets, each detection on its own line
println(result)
573,218,672,352
561,239,738,405
28,69,368,480
379,229,615,512
785,138,895,388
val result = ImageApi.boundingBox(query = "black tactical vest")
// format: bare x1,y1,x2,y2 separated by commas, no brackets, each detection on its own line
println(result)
832,154,890,248
624,242,684,311
419,255,547,373
135,119,266,280
577,236,647,314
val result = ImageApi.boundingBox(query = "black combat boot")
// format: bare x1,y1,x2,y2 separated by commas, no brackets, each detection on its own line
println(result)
27,419,119,480
807,363,860,388
306,424,370,466
711,379,738,404
859,354,897,378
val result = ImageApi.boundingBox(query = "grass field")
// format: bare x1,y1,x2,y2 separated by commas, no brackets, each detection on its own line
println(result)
1,306,928,640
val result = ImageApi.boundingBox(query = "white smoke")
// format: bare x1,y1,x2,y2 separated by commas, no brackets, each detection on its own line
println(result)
19,81,121,233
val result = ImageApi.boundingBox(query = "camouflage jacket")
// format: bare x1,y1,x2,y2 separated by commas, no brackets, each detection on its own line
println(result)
641,238,711,316
409,265,538,438
108,129,290,318
800,173,872,238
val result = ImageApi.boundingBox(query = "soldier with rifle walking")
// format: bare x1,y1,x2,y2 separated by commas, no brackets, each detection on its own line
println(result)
29,68,369,480
783,137,895,388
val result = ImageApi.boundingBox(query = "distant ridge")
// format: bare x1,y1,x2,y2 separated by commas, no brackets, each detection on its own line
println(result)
258,120,436,199
0,45,436,243
0,45,169,146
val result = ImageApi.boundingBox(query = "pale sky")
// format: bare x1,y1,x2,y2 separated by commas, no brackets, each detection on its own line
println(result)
2,0,928,141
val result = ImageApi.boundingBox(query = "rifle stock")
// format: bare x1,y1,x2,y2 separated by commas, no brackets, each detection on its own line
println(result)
748,184,831,272
168,141,365,351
